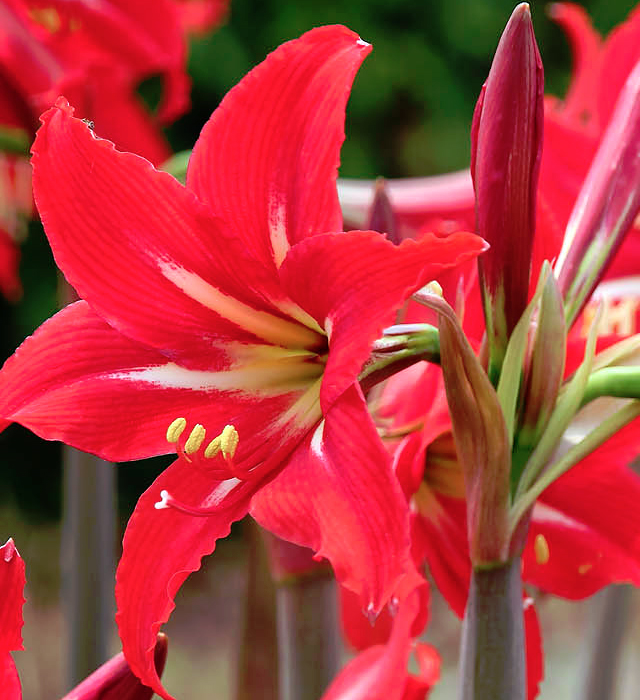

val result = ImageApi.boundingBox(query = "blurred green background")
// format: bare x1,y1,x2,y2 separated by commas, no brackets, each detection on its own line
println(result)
3,1,640,697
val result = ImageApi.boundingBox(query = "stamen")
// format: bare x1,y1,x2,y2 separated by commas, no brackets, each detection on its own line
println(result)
220,425,239,458
534,533,550,565
204,435,222,459
166,417,187,443
184,424,206,454
204,424,239,459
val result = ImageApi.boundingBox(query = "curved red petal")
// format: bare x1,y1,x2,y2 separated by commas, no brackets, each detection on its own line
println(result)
0,539,25,655
524,421,640,597
251,384,412,613
31,99,297,362
548,3,603,127
322,588,421,700
280,229,487,409
187,25,370,272
116,460,252,699
0,655,21,700
0,301,306,461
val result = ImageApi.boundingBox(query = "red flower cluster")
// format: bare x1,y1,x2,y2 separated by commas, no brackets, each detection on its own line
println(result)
0,0,228,299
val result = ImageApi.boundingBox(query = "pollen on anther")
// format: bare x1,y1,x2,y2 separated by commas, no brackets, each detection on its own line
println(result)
204,435,222,459
534,533,550,565
166,417,187,443
220,425,239,458
184,424,206,454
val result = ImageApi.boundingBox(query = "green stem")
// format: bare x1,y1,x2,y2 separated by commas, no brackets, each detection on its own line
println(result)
582,366,640,405
579,585,632,700
360,326,439,393
236,522,278,700
276,574,341,700
458,558,525,700
62,447,116,687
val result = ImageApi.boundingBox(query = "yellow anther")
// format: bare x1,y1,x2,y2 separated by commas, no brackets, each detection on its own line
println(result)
424,280,443,297
184,424,206,455
220,425,239,458
166,417,187,443
534,534,550,565
204,425,239,459
204,436,222,459
578,563,593,575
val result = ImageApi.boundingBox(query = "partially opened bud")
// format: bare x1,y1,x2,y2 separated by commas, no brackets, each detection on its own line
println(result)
472,3,544,380
556,58,640,327
61,634,168,700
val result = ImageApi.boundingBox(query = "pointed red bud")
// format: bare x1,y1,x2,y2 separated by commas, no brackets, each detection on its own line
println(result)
472,3,544,378
556,58,640,327
61,634,168,700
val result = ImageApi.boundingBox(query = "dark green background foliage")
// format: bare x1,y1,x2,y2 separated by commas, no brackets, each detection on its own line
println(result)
0,0,634,521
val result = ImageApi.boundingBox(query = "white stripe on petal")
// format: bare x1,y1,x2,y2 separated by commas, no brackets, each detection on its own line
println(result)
532,502,590,532
201,478,242,508
108,359,323,395
158,260,320,349
268,195,290,268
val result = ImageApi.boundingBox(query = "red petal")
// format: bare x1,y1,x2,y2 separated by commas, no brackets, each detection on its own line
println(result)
597,6,640,131
187,26,370,272
116,460,253,700
251,384,412,613
0,300,308,461
547,3,603,128
524,601,544,700
0,538,25,700
280,229,487,409
75,70,171,166
413,495,470,619
60,634,168,700
0,655,21,700
32,99,305,363
322,588,422,700
524,420,640,597
0,539,25,655
40,0,189,123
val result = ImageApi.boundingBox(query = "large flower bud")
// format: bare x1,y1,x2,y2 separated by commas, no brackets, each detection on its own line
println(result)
472,3,544,381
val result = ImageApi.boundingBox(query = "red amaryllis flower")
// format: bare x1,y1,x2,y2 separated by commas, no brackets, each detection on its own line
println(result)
0,0,228,300
0,26,486,698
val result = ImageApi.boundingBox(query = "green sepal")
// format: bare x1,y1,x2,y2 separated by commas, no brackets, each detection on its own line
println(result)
496,261,551,448
514,302,602,500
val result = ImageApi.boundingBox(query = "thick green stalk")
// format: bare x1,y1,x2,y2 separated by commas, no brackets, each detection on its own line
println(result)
579,585,632,700
235,522,278,700
276,573,342,700
458,558,525,700
62,447,116,687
